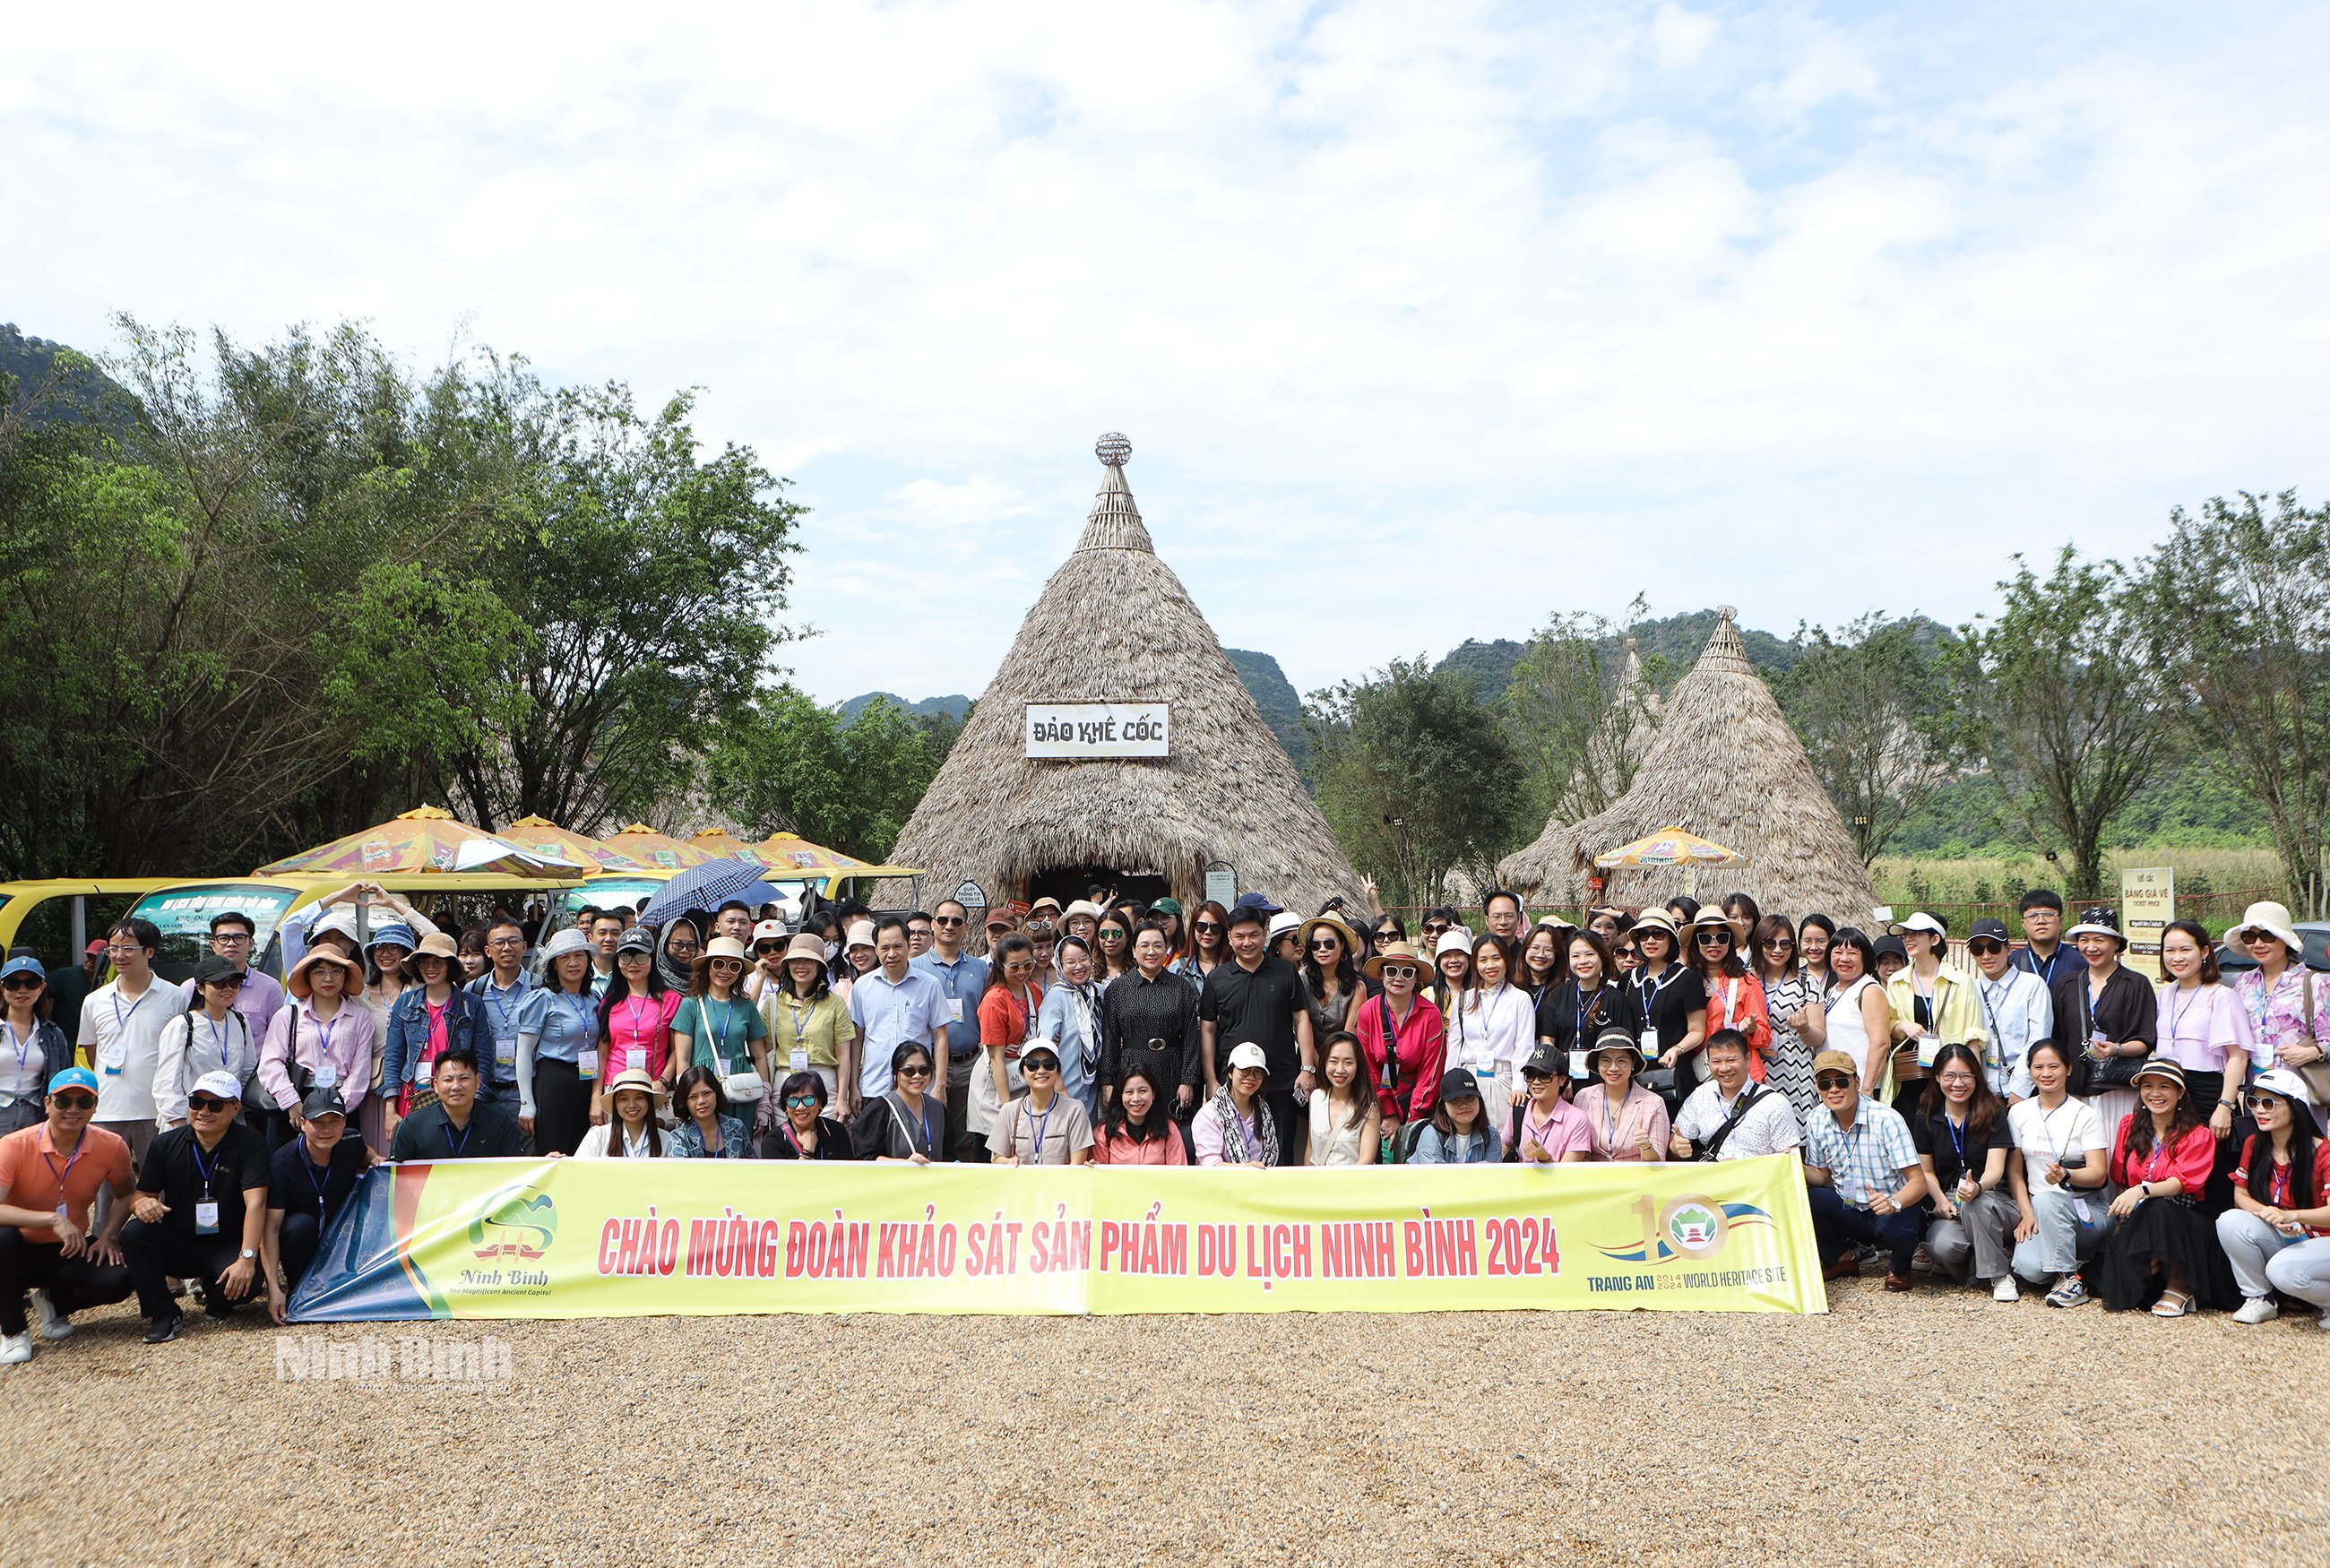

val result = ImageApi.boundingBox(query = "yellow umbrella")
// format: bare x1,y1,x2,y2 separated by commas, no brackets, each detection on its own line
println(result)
255,806,582,878
752,831,922,883
684,828,767,866
500,816,649,874
1594,826,1747,898
599,824,719,872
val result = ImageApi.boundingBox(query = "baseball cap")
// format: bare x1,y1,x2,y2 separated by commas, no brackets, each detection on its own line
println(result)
189,955,245,988
1232,892,1284,918
47,1067,99,1097
1227,1042,1268,1072
300,1086,350,1121
0,955,45,986
1812,1050,1860,1081
1968,918,2012,946
1437,1067,1480,1101
191,1071,244,1103
617,926,656,955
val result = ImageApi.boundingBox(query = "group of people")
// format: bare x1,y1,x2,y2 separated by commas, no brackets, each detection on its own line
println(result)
3,875,2326,1357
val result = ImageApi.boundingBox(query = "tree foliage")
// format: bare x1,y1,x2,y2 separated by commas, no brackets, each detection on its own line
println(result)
1774,613,1961,865
1305,659,1529,908
706,692,952,862
1502,606,1661,830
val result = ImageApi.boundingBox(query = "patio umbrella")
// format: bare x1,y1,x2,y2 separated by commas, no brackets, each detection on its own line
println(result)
598,824,719,872
751,831,922,882
684,828,767,866
1594,825,1746,898
636,858,782,927
500,816,648,873
255,806,581,878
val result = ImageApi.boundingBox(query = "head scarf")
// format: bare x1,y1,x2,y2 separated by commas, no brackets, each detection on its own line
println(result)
658,917,702,993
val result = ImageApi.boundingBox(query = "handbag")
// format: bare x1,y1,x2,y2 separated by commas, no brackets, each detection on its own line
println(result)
2074,976,2144,1093
703,997,765,1103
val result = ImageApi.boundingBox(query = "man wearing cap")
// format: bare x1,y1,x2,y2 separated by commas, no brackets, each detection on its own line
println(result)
465,915,532,1103
851,918,951,1111
911,900,989,1159
263,1087,375,1322
2013,890,2072,988
155,956,263,1130
1967,918,2052,1101
1670,1030,1801,1161
1199,898,1314,1162
0,1068,137,1364
120,1070,270,1343
79,918,174,1198
174,909,287,1043
1800,1048,1929,1289
387,1047,530,1161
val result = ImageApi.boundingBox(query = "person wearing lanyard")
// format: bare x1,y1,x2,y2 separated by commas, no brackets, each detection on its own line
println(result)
987,1042,1092,1166
1450,931,1534,1142
257,948,376,1154
464,916,533,1104
2092,1060,2238,1315
1620,914,1706,1106
120,1071,269,1344
2012,889,2072,988
854,1044,946,1163
2215,1068,2330,1325
2005,1038,2112,1307
595,927,682,1124
1801,1048,1929,1289
382,934,489,1132
672,937,769,1090
261,1087,375,1322
911,900,988,1152
763,935,859,1126
759,1071,853,1160
0,1067,137,1365
665,1066,750,1159
1966,918,2052,1101
1574,1027,1667,1162
1513,1045,1592,1164
1408,1067,1503,1165
173,909,286,1045
1353,943,1445,1159
1883,912,1984,1116
155,957,259,1130
1682,909,1768,1090
78,918,173,1198
0,957,70,1137
2152,918,2254,1150
577,1069,667,1159
850,918,951,1122
388,1048,530,1160
1911,1044,2019,1301
517,929,601,1157
972,935,1047,1162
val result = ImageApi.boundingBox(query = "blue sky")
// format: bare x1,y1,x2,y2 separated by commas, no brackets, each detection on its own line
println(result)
7,2,2326,702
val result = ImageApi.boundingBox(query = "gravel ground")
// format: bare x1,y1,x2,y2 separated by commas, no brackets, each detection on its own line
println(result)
5,1277,2324,1566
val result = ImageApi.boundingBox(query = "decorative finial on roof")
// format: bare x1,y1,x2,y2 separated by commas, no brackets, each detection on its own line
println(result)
1096,432,1131,468
1717,603,1738,621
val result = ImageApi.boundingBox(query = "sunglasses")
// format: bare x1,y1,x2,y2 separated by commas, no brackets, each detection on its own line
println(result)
2244,1092,2287,1112
783,1094,821,1109
1378,964,1420,980
1815,1075,1856,1092
203,975,246,988
755,944,784,956
933,916,965,927
896,1064,933,1079
1308,936,1341,949
1967,942,2006,958
188,1096,235,1113
2,976,42,991
51,1093,97,1110
1696,931,1731,945
1422,923,1452,935
711,959,744,970
1762,938,1793,951
1022,1058,1059,1073
1194,923,1221,935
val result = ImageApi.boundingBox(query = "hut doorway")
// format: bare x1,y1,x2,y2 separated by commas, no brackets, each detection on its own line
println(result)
1027,865,1172,912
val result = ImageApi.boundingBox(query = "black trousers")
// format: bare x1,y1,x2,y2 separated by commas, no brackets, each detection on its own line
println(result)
533,1058,591,1158
121,1220,246,1321
0,1230,133,1337
1264,1089,1306,1166
279,1210,324,1288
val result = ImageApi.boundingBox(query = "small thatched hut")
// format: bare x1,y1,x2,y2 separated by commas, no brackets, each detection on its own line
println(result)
1498,607,1879,923
878,437,1361,917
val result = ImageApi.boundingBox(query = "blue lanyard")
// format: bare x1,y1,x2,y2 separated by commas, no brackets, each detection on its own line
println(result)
2031,946,2063,986
1944,1112,1968,1174
208,1012,233,1068
484,979,522,1038
188,1137,220,1198
1632,966,1676,1016
559,992,592,1048
41,1135,82,1193
112,986,150,1036
5,1020,34,1077
2165,984,2204,1047
1575,985,1601,1047
444,1118,472,1157
304,1150,335,1205
1022,1098,1057,1162
703,995,738,1065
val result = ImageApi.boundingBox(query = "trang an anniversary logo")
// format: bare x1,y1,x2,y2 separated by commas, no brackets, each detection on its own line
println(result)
1024,702,1170,758
1586,1191,1788,1298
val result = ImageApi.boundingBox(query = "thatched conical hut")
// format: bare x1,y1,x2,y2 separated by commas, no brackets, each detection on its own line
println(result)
1498,607,1879,923
878,437,1361,916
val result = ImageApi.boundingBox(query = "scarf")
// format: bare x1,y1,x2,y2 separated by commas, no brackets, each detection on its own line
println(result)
656,919,701,993
1062,981,1101,1072
1210,1082,1278,1167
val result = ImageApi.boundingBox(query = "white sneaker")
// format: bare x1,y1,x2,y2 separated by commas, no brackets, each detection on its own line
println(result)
0,1332,30,1366
28,1288,72,1341
1991,1276,2019,1303
2232,1297,2280,1325
2317,1309,2330,1332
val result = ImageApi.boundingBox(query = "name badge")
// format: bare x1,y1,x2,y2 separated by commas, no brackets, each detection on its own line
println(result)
626,1047,652,1074
1566,1050,1588,1081
313,1061,338,1090
578,1049,599,1080
194,1201,220,1236
789,1047,809,1073
100,1042,128,1073
1641,1027,1660,1058
1917,1038,1943,1069
413,1058,432,1083
53,1204,69,1228
2071,1197,2093,1223
948,999,965,1024
496,1038,517,1070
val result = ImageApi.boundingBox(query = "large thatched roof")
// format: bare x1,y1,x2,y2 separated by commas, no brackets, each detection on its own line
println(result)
877,439,1360,914
1498,608,1880,923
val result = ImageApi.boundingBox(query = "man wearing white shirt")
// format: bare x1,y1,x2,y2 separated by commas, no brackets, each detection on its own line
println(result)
1967,918,2053,1101
1669,1030,1801,1161
77,920,174,1223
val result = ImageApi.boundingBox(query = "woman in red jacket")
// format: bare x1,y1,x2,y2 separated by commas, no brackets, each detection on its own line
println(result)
1353,942,1445,1160
2093,1060,2238,1315
1682,909,1771,1088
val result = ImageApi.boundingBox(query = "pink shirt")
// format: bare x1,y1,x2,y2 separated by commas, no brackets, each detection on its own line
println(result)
257,997,376,1112
608,992,682,1079
1091,1124,1189,1166
1575,1083,1670,1161
1516,1098,1593,1162
2153,981,2256,1074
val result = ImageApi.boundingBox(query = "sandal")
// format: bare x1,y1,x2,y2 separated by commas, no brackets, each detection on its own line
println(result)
2150,1288,2194,1318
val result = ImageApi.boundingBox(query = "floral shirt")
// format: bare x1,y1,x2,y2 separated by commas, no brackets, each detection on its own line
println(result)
663,1116,751,1159
2231,968,2328,1073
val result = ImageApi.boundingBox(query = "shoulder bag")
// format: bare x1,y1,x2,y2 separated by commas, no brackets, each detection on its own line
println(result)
1695,1083,1769,1163
2296,969,2330,1107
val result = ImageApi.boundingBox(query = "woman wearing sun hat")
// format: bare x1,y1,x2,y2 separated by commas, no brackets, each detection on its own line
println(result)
1296,911,1365,1047
760,933,858,1123
257,946,376,1148
1353,942,1447,1159
2091,1059,2238,1315
517,927,600,1156
2049,906,2157,1142
1573,1025,1668,1162
1683,909,1768,1090
2215,1067,2330,1324
1621,911,1706,1104
576,1068,666,1159
2229,900,2328,1081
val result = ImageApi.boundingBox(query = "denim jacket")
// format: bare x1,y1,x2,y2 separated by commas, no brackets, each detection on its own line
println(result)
382,987,497,1099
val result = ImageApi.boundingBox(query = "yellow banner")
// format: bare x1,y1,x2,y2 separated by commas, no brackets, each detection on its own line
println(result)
288,1155,1827,1320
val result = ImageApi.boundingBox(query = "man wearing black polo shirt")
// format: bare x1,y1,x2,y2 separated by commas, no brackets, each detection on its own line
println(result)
388,1048,531,1160
121,1071,269,1344
1199,901,1314,1162
264,1087,376,1322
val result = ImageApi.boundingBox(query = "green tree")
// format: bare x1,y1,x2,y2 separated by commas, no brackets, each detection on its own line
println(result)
707,691,947,862
1775,613,1961,864
2132,491,2330,914
1304,659,1529,909
1942,547,2167,900
1502,604,1661,828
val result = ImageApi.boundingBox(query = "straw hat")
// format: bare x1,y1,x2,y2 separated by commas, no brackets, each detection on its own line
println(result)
1298,911,1358,954
2231,900,2306,957
603,1068,666,1103
288,947,365,1001
703,936,750,965
1365,941,1432,980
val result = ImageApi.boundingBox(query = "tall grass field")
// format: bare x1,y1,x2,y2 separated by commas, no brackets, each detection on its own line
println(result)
1871,846,2283,934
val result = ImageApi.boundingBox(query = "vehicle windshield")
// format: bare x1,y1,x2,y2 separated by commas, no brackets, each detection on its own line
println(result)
127,883,303,984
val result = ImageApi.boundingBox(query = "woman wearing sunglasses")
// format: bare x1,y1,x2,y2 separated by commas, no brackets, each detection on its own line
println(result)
1622,913,1705,1101
987,1041,1092,1166
1753,916,1823,1116
854,1043,946,1163
2228,900,2330,1082
0,959,70,1136
2216,1068,2330,1323
1175,901,1233,985
760,1071,853,1160
1354,943,1446,1161
672,937,769,1124
1297,914,1365,1047
1683,909,1768,1089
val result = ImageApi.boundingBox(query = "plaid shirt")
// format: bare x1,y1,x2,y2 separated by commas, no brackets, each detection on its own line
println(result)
1803,1096,1920,1207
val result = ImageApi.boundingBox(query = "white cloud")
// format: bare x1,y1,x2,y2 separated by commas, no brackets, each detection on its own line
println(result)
4,2,2327,706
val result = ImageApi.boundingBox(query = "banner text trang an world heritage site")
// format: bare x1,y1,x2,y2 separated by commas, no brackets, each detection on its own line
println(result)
286,1157,1826,1321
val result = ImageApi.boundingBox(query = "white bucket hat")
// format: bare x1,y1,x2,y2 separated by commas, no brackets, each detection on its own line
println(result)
2231,900,2306,959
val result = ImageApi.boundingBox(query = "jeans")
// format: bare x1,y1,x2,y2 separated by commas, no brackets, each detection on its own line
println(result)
2011,1181,2113,1282
1926,1187,2019,1284
2216,1210,2330,1304
0,1230,134,1337
1807,1185,1928,1275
